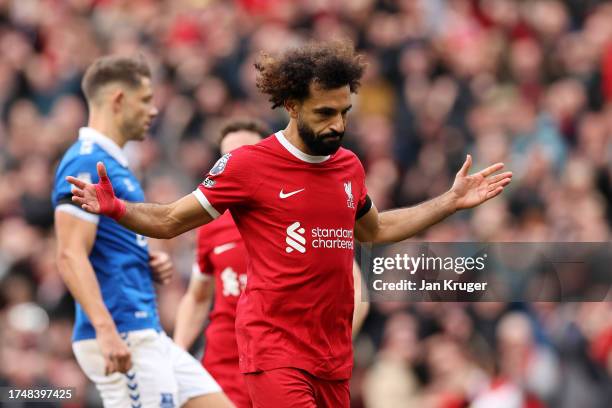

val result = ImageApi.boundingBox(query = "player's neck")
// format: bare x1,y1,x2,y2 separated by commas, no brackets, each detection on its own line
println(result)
282,121,317,156
88,115,128,148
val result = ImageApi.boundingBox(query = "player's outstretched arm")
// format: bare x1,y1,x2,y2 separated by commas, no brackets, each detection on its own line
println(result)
355,155,512,243
67,162,212,239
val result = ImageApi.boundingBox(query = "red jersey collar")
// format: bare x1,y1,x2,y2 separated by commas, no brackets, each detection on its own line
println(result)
274,131,331,163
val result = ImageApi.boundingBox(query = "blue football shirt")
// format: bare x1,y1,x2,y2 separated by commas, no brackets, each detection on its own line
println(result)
52,127,161,341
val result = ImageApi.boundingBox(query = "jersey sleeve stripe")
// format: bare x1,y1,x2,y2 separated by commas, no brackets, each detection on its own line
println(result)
56,204,100,224
356,195,373,220
192,189,221,219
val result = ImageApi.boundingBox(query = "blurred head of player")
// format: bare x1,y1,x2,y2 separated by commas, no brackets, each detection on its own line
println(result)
255,40,366,155
218,119,269,155
81,55,157,144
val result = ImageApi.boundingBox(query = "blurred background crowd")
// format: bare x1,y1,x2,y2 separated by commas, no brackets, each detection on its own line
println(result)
0,0,610,406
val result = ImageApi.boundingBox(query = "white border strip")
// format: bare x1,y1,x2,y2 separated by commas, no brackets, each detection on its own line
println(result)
192,189,221,219
274,131,330,163
56,204,100,224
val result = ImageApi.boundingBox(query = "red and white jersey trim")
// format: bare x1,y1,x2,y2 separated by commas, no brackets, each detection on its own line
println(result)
274,131,330,163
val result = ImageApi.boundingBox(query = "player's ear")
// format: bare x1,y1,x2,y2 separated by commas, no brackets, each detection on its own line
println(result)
284,99,300,119
111,88,124,113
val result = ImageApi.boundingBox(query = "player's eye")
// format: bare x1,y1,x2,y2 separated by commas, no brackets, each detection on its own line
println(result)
314,108,335,117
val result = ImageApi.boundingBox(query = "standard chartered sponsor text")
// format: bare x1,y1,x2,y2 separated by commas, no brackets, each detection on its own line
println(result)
311,227,354,249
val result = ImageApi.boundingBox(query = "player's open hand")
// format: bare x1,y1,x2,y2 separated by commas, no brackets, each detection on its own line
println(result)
449,155,513,210
96,325,132,375
150,250,174,285
67,162,126,220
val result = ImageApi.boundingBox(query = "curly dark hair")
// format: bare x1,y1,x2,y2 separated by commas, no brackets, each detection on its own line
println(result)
255,40,367,109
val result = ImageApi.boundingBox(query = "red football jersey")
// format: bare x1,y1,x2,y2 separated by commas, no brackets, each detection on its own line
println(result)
193,131,368,380
194,211,250,407
195,211,246,364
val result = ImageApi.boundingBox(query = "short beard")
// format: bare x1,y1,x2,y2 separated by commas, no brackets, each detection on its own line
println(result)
121,118,145,141
297,118,344,156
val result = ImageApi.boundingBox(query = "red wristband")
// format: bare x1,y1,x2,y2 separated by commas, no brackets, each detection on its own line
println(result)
94,174,127,221
108,197,127,220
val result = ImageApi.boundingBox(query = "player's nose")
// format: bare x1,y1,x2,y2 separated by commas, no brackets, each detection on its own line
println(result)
149,105,159,118
329,115,345,134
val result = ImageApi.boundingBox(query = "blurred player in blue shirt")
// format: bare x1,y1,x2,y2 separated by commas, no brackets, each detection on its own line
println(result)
53,55,234,408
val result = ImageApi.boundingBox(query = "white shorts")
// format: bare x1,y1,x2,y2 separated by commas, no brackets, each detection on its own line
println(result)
73,329,221,408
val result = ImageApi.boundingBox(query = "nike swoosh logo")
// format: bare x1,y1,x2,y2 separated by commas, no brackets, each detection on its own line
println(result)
213,242,237,255
279,188,305,199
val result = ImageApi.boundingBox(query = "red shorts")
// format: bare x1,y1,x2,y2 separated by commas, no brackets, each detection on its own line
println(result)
205,361,251,408
244,368,349,408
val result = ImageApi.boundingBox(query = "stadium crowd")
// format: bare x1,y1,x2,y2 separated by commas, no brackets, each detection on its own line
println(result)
0,0,610,406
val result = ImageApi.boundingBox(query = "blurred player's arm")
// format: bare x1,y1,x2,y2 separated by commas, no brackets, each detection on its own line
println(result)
352,260,369,339
355,155,512,243
67,162,212,239
173,272,214,350
54,210,132,374
149,250,174,285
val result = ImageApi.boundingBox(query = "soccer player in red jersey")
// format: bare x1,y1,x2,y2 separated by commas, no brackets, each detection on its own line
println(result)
173,119,370,408
172,120,266,408
67,41,513,407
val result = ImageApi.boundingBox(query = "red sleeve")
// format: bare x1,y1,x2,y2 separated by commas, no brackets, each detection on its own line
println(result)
192,148,257,219
195,226,214,277
356,160,370,215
